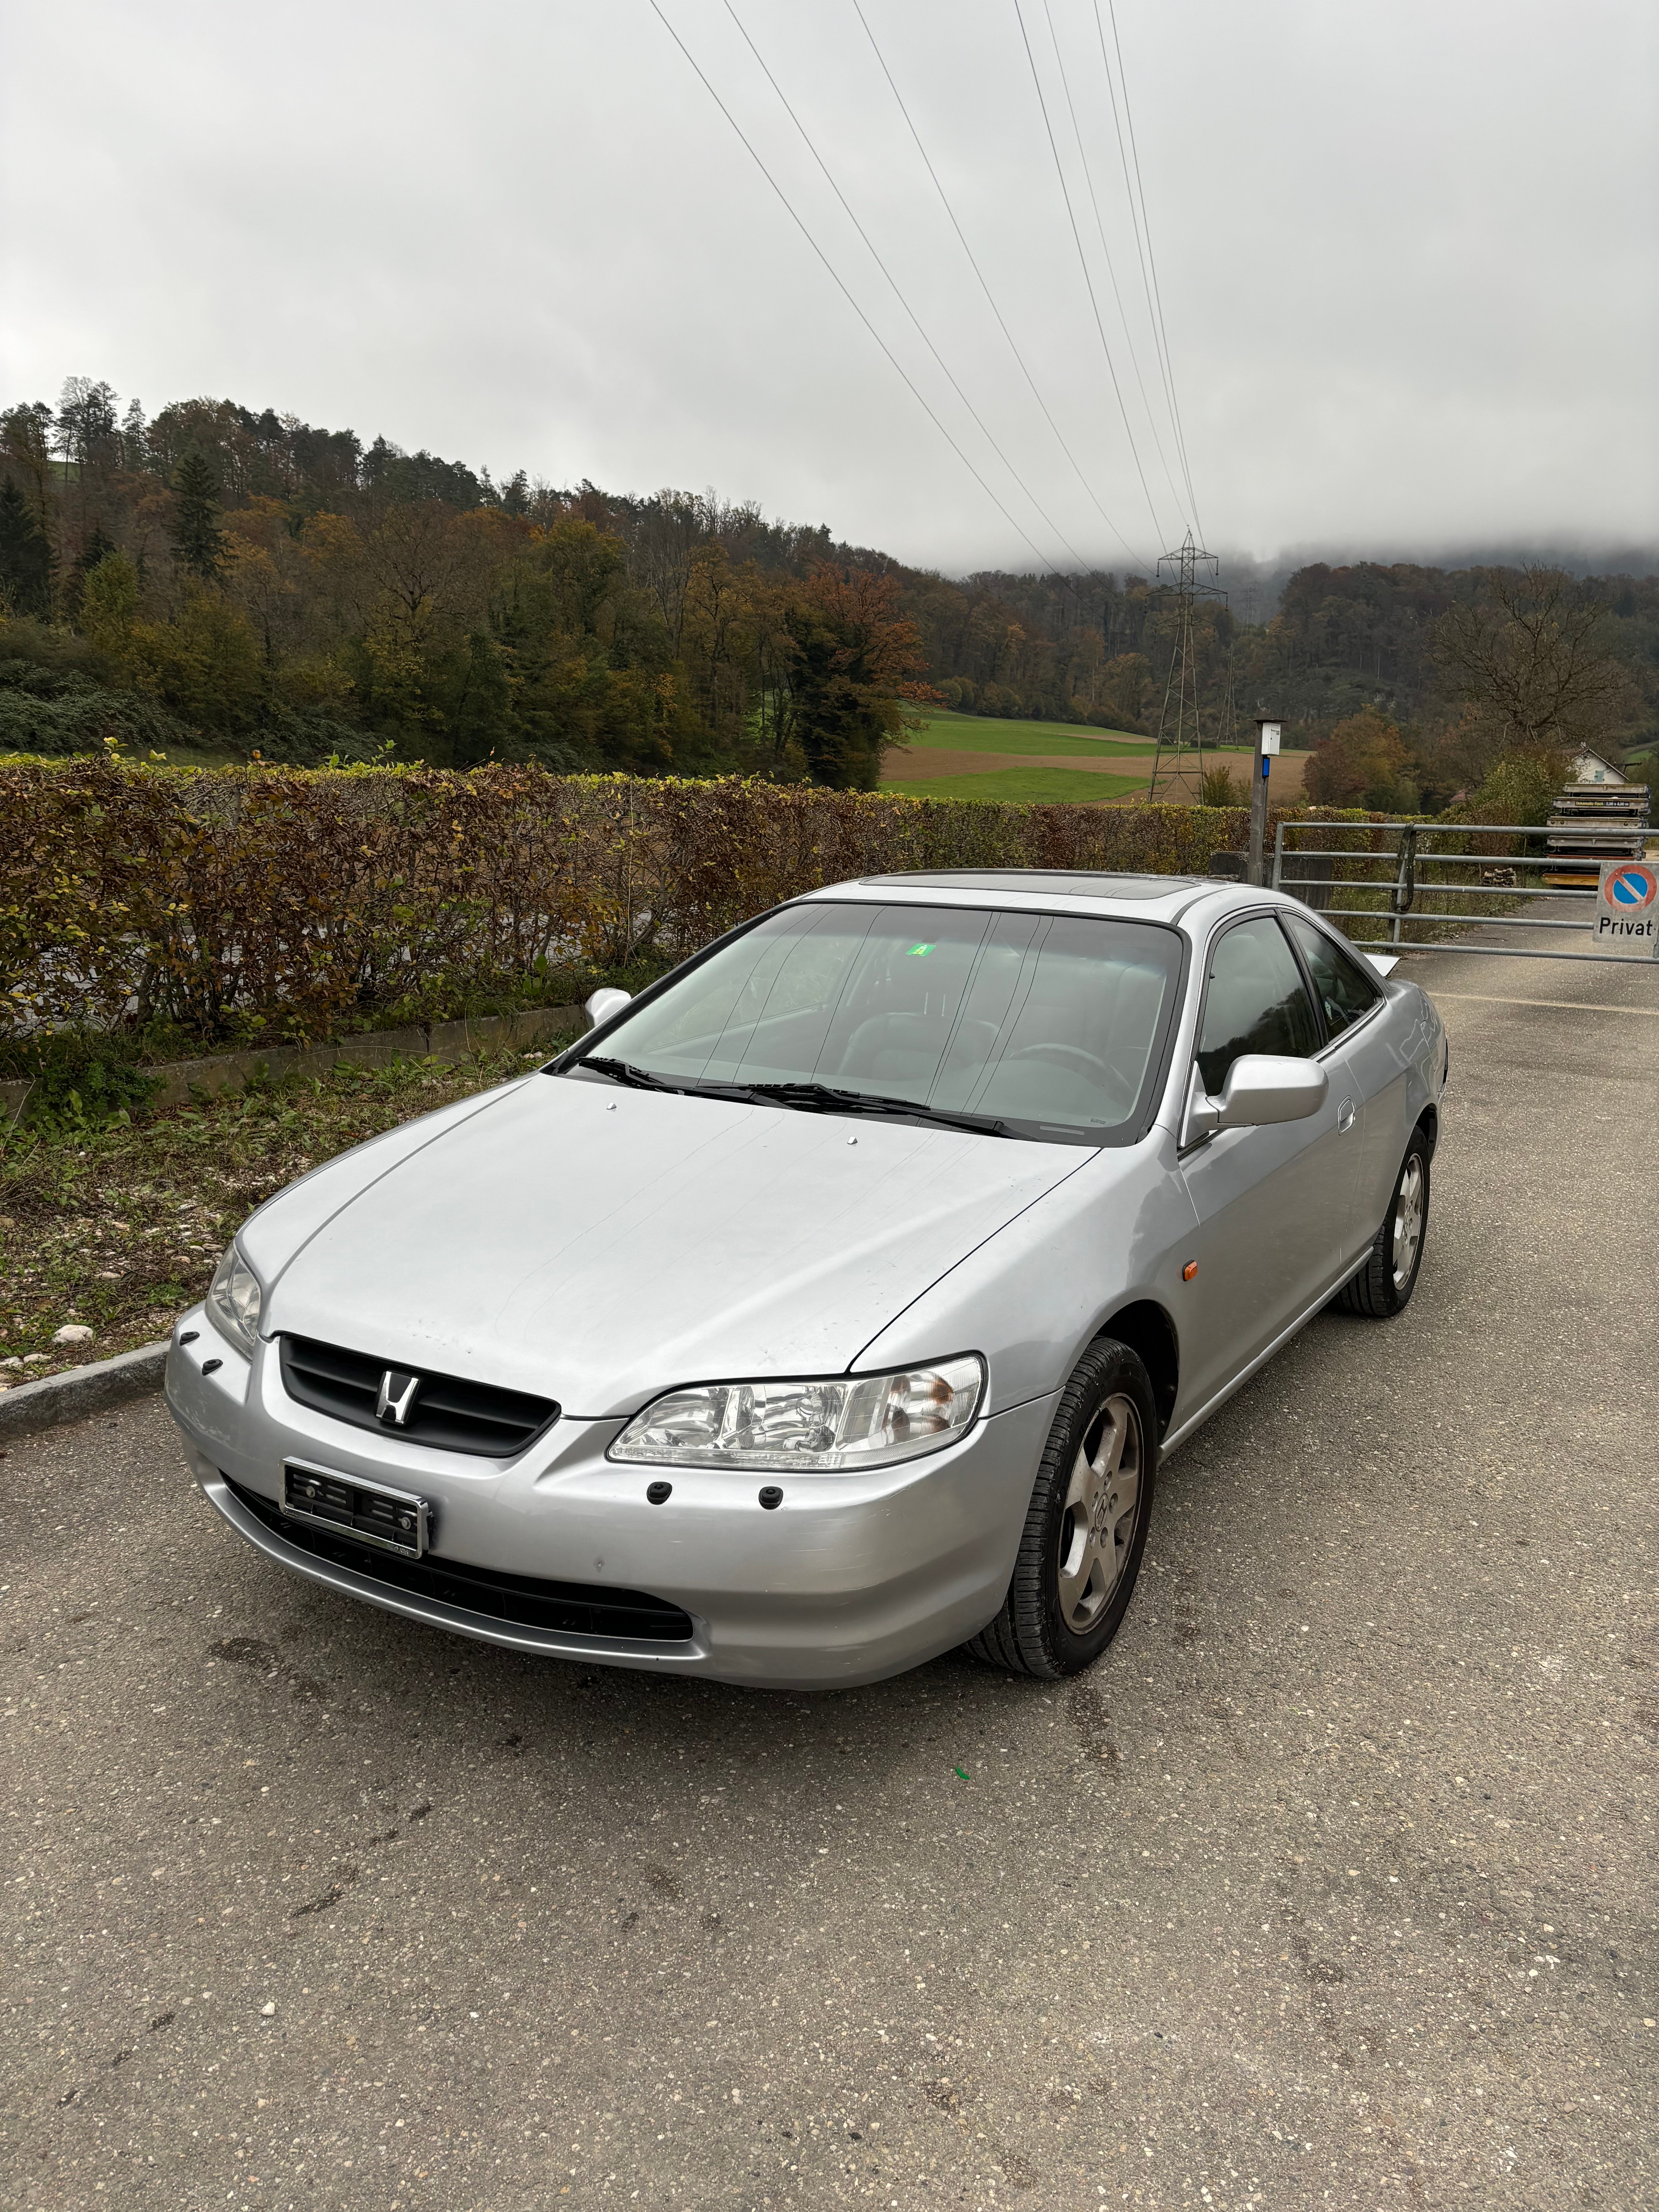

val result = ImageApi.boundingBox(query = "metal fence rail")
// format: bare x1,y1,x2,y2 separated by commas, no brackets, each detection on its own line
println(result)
1271,819,1658,967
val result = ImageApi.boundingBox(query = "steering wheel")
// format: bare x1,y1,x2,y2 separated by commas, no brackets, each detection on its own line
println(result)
1010,1042,1112,1079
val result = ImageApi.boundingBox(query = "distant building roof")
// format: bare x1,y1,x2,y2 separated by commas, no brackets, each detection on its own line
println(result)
1570,747,1625,784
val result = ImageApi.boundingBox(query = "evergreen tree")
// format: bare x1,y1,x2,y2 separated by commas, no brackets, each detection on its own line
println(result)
120,397,148,467
68,525,117,621
170,451,224,580
0,475,52,617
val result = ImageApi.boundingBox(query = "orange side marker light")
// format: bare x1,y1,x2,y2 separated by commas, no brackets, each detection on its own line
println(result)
1182,1261,1199,1281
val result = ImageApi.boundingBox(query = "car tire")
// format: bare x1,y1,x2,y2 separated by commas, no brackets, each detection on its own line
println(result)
1336,1123,1431,1319
965,1338,1158,1680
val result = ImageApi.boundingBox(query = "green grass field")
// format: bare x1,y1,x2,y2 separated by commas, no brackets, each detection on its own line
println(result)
895,709,1149,758
883,764,1147,805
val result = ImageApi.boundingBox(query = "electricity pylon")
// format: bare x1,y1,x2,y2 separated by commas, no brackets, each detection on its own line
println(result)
1146,531,1225,803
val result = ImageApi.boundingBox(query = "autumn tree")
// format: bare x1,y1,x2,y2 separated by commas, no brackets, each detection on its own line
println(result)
1305,706,1420,812
1463,748,1568,827
450,630,516,766
779,566,935,790
57,377,121,474
148,587,264,732
680,541,768,747
630,491,705,653
356,500,479,630
1433,567,1636,756
1100,651,1151,733
7,366,1657,778
78,551,143,671
224,533,306,669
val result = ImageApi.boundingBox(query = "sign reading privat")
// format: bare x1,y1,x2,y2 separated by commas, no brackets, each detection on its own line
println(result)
1594,859,1659,954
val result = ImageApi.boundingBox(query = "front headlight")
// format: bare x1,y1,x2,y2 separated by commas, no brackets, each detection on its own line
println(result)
609,1355,984,1473
205,1243,263,1358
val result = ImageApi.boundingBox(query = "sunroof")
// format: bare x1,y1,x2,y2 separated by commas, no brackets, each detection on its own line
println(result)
854,870,1199,900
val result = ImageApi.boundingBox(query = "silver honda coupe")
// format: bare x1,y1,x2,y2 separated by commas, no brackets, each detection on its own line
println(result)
167,869,1446,1689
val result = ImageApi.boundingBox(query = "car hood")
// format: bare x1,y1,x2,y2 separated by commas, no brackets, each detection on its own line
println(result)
255,1074,1087,1417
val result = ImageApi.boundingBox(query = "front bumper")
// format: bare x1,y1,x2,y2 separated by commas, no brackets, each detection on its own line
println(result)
165,1311,1056,1690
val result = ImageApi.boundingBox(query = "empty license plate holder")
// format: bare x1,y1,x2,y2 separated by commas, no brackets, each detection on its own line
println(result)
281,1461,431,1559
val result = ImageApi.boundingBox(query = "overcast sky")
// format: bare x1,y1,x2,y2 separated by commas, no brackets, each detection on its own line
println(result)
3,0,1654,579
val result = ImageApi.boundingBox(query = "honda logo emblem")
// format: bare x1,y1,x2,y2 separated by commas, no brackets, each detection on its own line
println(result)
376,1369,421,1427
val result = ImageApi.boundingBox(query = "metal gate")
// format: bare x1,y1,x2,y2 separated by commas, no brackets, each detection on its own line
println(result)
1270,819,1659,967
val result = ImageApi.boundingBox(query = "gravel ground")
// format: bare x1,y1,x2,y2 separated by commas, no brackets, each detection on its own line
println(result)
2,938,1654,2210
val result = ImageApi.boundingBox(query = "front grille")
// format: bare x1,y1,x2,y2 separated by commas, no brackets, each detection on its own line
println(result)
223,1475,695,1643
279,1335,557,1459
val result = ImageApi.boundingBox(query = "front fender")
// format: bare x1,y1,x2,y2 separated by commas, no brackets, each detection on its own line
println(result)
850,1132,1197,1418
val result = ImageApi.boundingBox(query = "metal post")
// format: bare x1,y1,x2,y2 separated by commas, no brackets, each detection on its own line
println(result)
1389,824,1417,949
1249,714,1281,887
1271,819,1286,891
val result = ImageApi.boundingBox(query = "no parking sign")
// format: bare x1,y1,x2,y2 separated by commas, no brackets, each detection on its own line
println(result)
1594,859,1659,954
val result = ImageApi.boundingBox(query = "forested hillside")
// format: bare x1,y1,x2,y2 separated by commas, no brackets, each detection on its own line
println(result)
3,377,1654,794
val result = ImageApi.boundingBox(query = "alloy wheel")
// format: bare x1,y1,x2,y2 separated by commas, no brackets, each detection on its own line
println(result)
1392,1155,1425,1290
1055,1393,1142,1633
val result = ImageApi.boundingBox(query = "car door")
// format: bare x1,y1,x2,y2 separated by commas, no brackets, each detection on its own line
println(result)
1281,913,1403,1247
1175,913,1358,1419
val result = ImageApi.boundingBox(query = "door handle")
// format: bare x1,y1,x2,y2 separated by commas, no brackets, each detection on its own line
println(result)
1337,1099,1355,1133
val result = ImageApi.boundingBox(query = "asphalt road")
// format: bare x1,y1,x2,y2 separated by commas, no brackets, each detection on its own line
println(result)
3,936,1656,2212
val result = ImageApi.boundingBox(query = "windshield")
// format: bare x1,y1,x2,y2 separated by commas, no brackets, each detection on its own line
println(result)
570,902,1182,1144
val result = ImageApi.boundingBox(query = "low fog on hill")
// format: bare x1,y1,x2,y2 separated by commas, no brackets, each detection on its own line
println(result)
3,1,1654,572
2,3,1654,800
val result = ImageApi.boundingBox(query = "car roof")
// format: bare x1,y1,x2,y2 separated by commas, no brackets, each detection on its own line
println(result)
797,869,1270,927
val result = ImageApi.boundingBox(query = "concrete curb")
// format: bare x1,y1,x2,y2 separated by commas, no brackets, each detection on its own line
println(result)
0,1002,586,1124
0,1341,170,1441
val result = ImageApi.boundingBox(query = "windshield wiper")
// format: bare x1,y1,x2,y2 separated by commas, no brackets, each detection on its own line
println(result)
579,1056,759,1103
579,1056,689,1094
579,1060,1009,1134
739,1080,1010,1138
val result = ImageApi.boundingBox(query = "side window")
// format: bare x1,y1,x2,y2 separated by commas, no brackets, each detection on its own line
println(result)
1196,917,1320,1096
1285,915,1382,1041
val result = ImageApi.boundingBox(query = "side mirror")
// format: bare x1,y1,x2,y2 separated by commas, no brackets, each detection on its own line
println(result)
584,987,632,1031
1184,1054,1328,1142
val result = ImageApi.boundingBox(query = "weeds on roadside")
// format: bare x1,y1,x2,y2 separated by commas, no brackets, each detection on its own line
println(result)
0,1043,571,1379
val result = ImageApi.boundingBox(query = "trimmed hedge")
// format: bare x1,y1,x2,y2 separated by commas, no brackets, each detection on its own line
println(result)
0,758,1374,1046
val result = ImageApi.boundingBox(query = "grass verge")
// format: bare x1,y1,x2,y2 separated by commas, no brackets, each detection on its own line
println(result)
0,1040,579,1384
899,710,1148,757
0,954,663,1132
882,766,1147,804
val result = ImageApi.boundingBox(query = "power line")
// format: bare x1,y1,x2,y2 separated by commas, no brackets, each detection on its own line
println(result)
1088,0,1194,529
646,0,1079,582
1094,0,1202,537
1037,0,1191,532
1010,0,1170,550
850,0,1152,576
721,0,1099,575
